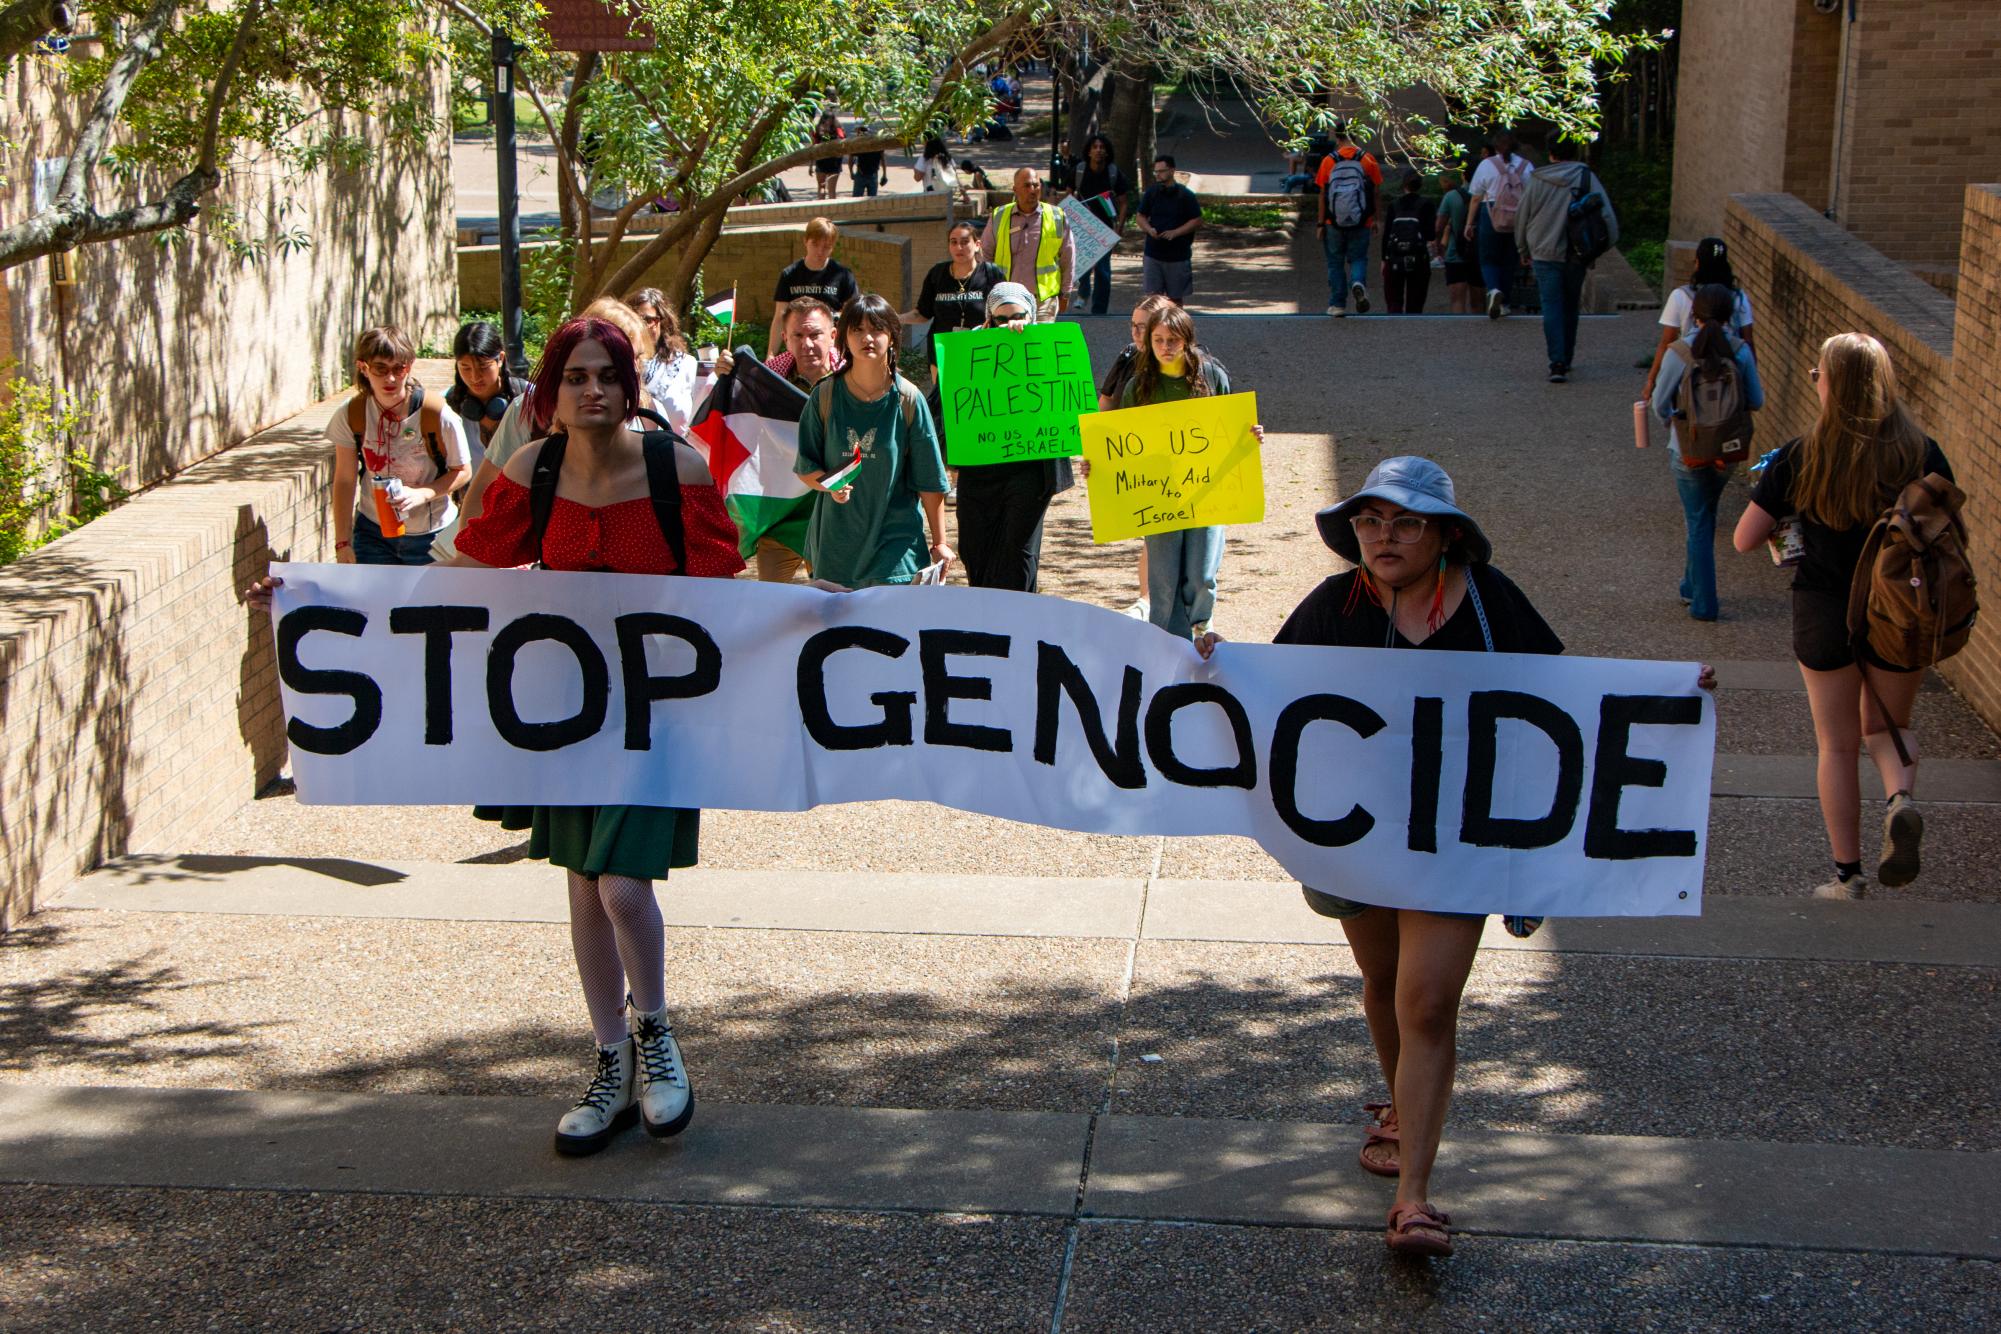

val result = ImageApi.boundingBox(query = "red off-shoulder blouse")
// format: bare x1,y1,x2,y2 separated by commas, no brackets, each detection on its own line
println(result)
457,473,746,577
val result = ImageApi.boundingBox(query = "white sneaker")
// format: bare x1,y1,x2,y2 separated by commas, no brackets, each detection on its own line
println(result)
631,1002,694,1138
1124,599,1150,620
1486,289,1503,319
1810,872,1868,901
554,1039,637,1156
1327,304,1346,318
1878,792,1923,888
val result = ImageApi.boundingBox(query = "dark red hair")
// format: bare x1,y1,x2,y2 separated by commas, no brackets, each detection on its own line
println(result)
529,316,640,434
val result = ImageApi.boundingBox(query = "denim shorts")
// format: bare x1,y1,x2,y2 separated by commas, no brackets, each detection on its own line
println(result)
1300,885,1485,923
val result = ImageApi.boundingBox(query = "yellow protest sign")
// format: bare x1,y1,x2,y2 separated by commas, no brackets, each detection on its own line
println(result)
1080,392,1264,542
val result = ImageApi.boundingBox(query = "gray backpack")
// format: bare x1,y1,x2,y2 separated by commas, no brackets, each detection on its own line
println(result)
1669,339,1753,468
1324,155,1370,229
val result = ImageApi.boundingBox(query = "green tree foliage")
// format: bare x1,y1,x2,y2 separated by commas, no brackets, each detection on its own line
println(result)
0,365,123,564
459,0,1657,321
0,0,480,271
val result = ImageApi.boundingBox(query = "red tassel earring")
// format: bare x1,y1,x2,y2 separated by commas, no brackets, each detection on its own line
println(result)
1426,555,1448,633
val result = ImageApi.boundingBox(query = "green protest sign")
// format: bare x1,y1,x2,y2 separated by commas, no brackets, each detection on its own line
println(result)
935,323,1096,465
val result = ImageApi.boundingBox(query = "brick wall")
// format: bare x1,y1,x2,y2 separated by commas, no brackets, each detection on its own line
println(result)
1830,0,2001,269
625,192,987,280
0,362,451,928
1,41,457,498
461,226,913,328
1724,194,1954,453
1669,0,1803,245
1944,186,2001,724
1727,189,2001,730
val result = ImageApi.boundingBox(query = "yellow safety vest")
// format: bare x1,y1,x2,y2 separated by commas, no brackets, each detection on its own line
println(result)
991,201,1066,304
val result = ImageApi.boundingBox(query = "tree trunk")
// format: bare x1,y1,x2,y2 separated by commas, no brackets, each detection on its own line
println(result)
1104,63,1155,195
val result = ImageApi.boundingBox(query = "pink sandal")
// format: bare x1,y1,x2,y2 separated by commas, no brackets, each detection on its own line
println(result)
1385,1200,1453,1257
1358,1101,1400,1177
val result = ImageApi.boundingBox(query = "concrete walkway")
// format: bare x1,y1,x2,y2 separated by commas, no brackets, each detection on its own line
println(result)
4,299,1998,1325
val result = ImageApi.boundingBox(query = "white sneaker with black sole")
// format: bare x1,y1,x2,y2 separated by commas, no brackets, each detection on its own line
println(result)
1327,304,1345,317
554,1038,637,1156
1486,289,1503,319
631,1001,695,1138
1878,792,1923,888
1350,281,1370,314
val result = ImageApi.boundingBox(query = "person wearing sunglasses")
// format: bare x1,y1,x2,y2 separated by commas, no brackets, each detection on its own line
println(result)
446,321,530,472
1200,456,1715,1257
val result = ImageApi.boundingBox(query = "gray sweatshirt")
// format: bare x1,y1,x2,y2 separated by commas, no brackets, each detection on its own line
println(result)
1515,160,1618,264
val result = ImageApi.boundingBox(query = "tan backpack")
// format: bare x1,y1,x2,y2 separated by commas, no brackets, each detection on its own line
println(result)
1846,471,1978,673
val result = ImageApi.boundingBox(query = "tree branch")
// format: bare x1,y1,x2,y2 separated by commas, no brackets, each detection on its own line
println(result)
0,0,71,65
197,0,263,176
53,0,180,209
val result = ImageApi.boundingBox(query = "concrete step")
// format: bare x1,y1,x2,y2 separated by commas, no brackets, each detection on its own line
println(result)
1,1084,1994,1258
56,856,2001,966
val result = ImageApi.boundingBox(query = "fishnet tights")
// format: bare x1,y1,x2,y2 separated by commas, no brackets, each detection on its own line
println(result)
567,871,666,1045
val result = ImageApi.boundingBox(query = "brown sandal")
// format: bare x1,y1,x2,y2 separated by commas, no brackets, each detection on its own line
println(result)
1358,1101,1400,1177
1385,1200,1453,1257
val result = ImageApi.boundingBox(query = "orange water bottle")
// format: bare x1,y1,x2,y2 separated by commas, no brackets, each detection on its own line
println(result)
370,473,406,538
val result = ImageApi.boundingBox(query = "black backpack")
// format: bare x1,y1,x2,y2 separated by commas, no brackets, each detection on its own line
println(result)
527,411,690,572
1566,179,1612,267
1384,202,1429,272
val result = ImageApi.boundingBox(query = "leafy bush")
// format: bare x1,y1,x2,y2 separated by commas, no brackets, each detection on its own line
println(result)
1203,201,1292,230
0,368,126,565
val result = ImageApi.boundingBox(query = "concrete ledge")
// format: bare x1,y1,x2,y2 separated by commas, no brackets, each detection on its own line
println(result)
1142,879,2001,966
1712,753,2001,803
0,1085,1087,1217
3,1084,1993,1256
1083,1115,2001,1257
58,857,1148,939
56,858,2001,966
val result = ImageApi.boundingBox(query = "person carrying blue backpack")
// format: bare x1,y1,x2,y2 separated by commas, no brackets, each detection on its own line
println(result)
1315,122,1381,317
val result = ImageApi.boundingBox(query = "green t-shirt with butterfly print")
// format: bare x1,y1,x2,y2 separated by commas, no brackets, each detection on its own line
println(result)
795,371,949,588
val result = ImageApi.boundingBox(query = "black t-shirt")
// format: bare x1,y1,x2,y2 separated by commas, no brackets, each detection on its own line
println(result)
1072,163,1130,224
773,258,858,314
1137,182,1202,262
1749,436,1954,595
1274,565,1564,656
916,260,1005,363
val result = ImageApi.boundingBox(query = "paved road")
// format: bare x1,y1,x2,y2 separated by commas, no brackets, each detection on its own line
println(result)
4,309,1998,1327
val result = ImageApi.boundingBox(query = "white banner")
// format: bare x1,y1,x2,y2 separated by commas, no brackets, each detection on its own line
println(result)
1062,195,1123,275
271,565,1716,917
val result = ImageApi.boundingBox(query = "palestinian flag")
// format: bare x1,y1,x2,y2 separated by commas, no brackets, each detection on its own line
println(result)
702,287,736,326
690,348,813,559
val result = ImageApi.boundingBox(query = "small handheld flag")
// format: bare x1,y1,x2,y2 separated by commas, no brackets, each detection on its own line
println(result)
703,287,736,327
822,443,864,493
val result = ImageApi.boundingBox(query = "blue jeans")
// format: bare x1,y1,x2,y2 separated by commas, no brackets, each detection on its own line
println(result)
851,177,879,197
351,512,438,565
1322,226,1370,306
1145,526,1225,638
1077,251,1114,314
1475,209,1516,298
1672,455,1730,621
1533,259,1588,371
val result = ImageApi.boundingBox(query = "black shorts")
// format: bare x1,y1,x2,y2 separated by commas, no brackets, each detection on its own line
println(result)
1444,259,1478,286
1791,590,1918,674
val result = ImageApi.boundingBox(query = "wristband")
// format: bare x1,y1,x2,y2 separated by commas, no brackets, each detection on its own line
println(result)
334,540,352,550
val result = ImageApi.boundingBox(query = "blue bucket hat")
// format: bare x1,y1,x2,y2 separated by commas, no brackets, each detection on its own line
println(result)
1314,456,1492,566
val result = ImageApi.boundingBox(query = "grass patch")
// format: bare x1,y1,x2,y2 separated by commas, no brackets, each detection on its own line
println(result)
452,93,561,137
1203,201,1291,230
1594,141,1671,293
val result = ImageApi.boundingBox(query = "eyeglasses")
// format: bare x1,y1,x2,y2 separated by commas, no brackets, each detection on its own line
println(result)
1350,513,1433,544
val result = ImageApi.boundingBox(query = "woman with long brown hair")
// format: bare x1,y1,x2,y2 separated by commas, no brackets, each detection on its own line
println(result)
1119,303,1261,638
1733,332,1953,897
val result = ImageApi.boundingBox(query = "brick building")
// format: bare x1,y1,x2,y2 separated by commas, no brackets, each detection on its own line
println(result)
1670,0,2001,284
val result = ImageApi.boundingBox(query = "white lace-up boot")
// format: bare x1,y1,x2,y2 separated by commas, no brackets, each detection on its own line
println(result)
554,1038,637,1156
630,1000,695,1138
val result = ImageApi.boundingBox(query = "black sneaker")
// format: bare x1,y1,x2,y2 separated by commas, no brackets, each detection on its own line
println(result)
1548,369,1567,383
1351,281,1370,314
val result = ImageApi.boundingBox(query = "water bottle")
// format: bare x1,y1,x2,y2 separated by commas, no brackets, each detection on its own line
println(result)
370,474,406,538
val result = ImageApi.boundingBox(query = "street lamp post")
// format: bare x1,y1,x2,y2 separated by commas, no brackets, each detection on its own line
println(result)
492,29,529,377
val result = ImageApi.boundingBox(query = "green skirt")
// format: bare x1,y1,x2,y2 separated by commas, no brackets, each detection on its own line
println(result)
472,804,700,879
